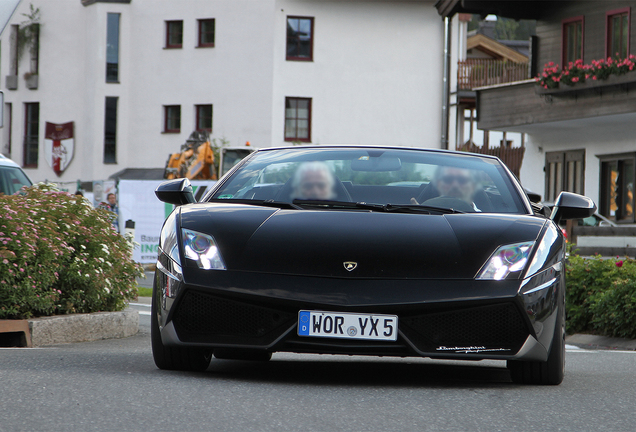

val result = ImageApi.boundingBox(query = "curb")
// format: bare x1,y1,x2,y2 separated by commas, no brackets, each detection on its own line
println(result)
27,310,139,347
566,334,636,351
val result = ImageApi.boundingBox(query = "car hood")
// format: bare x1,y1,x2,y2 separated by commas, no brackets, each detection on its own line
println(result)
180,203,547,279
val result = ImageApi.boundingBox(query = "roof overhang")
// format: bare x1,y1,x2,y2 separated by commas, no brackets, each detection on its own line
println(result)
435,0,544,20
467,34,529,62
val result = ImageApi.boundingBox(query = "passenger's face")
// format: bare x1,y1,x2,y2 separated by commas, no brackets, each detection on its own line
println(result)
108,194,117,205
299,169,333,200
436,168,474,202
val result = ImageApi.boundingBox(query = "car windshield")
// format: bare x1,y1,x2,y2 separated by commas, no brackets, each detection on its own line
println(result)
206,147,528,214
0,165,32,195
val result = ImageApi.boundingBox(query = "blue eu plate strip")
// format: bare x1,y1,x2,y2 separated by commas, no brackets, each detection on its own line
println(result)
298,311,310,335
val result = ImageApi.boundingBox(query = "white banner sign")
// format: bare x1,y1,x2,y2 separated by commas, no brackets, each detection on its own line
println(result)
118,180,215,263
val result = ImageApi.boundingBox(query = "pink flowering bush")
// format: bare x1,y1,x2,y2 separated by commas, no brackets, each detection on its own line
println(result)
0,183,143,319
566,246,636,338
536,55,636,89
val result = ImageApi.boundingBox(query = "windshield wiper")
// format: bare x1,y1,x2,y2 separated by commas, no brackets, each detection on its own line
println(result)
292,199,382,210
384,204,465,214
209,198,303,210
292,199,466,214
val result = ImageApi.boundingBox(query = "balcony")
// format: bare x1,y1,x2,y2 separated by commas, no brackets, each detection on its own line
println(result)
458,59,529,90
475,74,636,132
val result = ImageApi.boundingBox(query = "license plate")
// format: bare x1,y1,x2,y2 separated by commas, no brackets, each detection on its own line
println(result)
297,310,398,341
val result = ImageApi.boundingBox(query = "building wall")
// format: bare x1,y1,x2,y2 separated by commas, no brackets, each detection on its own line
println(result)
520,115,636,206
1,0,443,186
273,0,443,148
518,1,636,206
536,1,636,67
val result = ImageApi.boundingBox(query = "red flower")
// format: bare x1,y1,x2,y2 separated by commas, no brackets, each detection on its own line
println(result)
616,260,623,268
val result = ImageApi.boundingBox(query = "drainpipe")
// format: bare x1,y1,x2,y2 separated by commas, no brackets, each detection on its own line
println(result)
441,16,452,150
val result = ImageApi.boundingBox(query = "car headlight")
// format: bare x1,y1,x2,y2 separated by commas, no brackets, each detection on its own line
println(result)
476,241,534,280
182,228,226,270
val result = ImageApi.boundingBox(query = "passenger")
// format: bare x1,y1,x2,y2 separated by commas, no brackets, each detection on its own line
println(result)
292,162,336,200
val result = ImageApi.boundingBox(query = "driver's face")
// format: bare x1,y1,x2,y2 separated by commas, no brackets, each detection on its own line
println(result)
436,167,475,202
299,169,333,200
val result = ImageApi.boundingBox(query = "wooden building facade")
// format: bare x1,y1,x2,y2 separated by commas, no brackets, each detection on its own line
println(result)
438,0,636,223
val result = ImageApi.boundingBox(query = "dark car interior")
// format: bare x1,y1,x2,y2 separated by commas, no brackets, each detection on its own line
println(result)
237,180,510,212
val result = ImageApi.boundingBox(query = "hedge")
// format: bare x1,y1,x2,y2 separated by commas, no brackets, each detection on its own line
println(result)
0,183,144,319
566,246,636,339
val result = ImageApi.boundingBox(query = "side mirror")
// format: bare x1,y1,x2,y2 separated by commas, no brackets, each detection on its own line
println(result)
155,178,196,205
550,191,596,223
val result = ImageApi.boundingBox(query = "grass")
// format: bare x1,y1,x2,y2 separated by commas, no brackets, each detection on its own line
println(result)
137,286,153,297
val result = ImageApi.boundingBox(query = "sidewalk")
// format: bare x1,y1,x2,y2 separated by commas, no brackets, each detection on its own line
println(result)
566,334,636,351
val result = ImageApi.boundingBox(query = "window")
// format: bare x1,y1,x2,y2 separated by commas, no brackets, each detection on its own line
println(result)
599,153,636,223
10,25,18,76
198,19,215,47
164,105,181,133
195,104,212,132
106,13,120,82
3,103,12,157
285,97,311,142
607,8,630,58
166,20,183,48
29,23,39,75
104,97,118,164
286,16,313,61
23,103,39,168
562,16,584,65
545,150,585,203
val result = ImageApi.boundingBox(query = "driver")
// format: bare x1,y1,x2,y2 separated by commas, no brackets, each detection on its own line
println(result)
412,166,480,212
292,162,336,200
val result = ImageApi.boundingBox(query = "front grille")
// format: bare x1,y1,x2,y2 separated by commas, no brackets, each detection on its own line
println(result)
400,303,529,355
172,290,294,344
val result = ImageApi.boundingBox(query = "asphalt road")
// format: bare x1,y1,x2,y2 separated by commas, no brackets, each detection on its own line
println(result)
1,306,635,432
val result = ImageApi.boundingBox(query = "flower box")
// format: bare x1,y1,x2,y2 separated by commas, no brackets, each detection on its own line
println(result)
25,74,38,89
535,72,636,96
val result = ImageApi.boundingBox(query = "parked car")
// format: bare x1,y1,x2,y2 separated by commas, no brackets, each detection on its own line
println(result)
578,212,617,227
152,146,595,385
0,155,32,195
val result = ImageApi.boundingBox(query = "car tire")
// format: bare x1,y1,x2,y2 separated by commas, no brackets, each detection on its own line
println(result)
507,303,565,385
151,294,212,372
214,348,272,362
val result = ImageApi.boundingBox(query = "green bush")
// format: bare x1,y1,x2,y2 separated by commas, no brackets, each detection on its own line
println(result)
0,183,144,319
566,246,636,338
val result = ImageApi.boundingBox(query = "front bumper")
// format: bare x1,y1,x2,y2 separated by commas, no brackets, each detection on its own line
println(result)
154,263,561,362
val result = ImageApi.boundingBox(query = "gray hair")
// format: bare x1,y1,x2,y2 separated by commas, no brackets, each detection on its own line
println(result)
291,161,335,197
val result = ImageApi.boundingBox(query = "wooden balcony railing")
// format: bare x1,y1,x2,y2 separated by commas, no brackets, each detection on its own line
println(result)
458,59,529,90
458,141,525,178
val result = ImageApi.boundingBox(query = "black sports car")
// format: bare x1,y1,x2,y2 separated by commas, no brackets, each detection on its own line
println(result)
152,146,595,385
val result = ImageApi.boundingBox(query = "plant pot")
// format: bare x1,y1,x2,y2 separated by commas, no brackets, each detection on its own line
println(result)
25,74,38,89
5,75,18,90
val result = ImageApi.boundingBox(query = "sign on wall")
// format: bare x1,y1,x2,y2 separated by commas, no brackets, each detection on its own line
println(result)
118,180,214,263
44,121,74,176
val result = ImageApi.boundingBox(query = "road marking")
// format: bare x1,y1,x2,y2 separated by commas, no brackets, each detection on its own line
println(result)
0,347,53,350
565,344,582,350
129,303,151,308
138,311,151,316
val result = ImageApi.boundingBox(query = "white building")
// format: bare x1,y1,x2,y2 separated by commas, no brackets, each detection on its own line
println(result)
0,0,444,188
